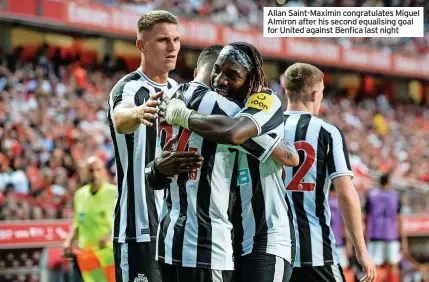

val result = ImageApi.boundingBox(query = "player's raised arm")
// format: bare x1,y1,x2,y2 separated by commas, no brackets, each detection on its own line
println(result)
113,91,163,134
160,90,298,166
159,95,260,145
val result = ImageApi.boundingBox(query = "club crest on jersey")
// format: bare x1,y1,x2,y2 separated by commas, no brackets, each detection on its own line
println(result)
246,93,273,112
134,274,148,282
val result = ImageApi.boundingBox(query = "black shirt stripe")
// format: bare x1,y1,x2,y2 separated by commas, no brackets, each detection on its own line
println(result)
108,102,125,240
316,127,333,263
248,154,268,253
158,188,172,259
284,194,296,265
125,134,136,242
335,126,352,171
240,138,265,160
327,131,336,176
172,127,190,263
112,72,140,110
146,86,162,239
260,107,284,134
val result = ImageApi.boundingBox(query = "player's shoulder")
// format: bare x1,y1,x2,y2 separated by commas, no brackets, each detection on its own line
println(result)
319,119,345,139
165,83,186,99
165,82,200,106
167,77,178,87
116,71,142,86
110,71,144,95
246,90,281,111
208,90,243,108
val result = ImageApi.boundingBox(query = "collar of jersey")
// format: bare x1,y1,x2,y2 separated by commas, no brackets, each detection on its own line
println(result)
284,110,312,115
136,68,168,87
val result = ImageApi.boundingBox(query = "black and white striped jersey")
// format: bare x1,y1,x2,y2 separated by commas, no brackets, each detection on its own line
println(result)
232,92,296,265
283,111,353,267
107,68,177,243
155,82,281,270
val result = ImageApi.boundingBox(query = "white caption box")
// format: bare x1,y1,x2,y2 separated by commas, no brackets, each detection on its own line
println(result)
263,7,424,37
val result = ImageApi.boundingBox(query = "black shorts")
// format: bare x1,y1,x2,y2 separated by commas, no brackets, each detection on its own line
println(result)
113,241,161,282
159,262,235,282
235,253,293,282
289,264,346,282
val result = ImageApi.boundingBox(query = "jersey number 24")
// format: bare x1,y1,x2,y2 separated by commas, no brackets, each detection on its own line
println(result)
158,124,198,180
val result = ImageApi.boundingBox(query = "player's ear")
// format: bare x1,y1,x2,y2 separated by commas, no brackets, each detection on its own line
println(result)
136,38,146,54
309,90,317,102
193,68,198,79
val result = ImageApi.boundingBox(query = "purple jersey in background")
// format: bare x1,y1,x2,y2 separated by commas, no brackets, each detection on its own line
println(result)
365,189,401,241
329,196,345,247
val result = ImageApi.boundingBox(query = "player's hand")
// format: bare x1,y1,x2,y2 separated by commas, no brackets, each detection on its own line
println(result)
62,242,73,258
155,135,203,176
159,89,185,123
159,98,193,129
135,91,164,127
356,251,376,282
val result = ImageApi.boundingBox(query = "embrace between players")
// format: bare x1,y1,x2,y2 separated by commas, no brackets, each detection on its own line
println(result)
108,10,377,282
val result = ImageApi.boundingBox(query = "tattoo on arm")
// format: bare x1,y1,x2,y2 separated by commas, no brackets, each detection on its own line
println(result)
282,138,297,159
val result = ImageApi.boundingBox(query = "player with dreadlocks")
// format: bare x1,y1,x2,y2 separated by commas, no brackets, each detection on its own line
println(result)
160,42,296,282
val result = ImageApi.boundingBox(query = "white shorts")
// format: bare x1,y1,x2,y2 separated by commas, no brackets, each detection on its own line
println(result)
368,240,401,266
337,246,349,269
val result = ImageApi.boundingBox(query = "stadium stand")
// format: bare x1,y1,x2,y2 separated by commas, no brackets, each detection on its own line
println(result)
95,0,429,54
0,48,428,221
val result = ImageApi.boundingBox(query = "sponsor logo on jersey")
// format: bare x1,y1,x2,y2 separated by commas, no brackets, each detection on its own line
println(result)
238,168,251,185
246,93,273,112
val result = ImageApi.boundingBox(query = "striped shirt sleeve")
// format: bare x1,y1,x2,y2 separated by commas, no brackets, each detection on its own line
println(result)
327,125,354,180
229,133,281,163
234,91,284,135
112,80,141,113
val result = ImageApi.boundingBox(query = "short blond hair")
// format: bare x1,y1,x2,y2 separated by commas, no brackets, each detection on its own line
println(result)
283,63,324,102
137,10,178,36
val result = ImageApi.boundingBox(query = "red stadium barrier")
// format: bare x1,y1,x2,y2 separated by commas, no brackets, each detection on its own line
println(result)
0,217,428,251
403,216,429,236
0,220,73,249
1,0,429,79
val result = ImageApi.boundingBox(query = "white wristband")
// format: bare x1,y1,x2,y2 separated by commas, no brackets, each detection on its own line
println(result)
165,98,194,129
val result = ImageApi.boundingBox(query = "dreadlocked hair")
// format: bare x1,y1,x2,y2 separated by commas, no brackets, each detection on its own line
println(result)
229,41,268,96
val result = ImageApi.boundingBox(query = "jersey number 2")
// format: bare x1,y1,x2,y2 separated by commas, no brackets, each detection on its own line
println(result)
158,124,198,180
286,141,316,192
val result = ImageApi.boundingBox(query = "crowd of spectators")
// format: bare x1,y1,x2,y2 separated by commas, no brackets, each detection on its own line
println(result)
318,95,429,214
0,43,428,221
93,0,429,55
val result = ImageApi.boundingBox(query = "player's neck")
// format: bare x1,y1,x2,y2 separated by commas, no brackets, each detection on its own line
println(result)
140,62,168,84
194,69,211,87
286,101,313,115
